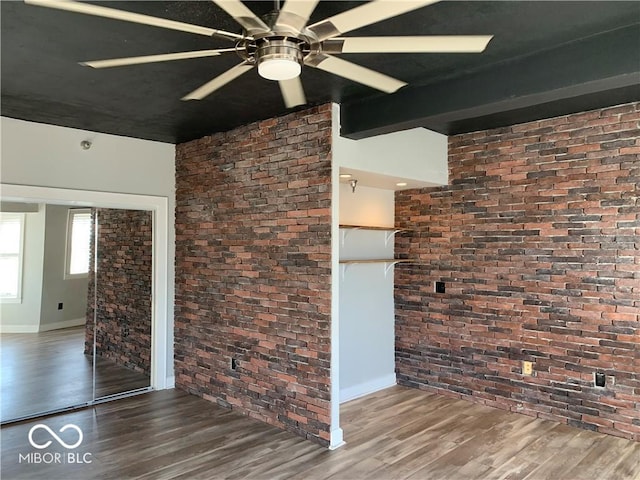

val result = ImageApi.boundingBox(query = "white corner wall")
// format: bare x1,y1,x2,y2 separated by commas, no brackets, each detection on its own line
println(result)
338,184,397,403
0,117,175,386
330,103,449,444
332,103,448,187
338,225,397,403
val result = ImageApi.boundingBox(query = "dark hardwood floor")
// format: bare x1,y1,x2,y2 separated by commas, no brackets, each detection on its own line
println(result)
1,385,638,479
1,327,150,422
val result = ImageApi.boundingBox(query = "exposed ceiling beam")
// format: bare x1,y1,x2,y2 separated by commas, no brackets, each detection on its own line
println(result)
340,24,640,139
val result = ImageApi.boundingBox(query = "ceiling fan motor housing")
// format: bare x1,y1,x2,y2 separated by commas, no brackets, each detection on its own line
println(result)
255,38,304,80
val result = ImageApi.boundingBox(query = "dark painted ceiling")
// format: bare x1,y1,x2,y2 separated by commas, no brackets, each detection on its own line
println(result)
2,1,639,144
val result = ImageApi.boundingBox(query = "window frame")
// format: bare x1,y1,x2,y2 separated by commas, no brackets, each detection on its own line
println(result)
0,212,26,303
64,208,92,280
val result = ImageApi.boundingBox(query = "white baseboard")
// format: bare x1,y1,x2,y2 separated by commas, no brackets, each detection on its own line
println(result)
0,324,39,333
39,317,86,332
1,318,85,333
340,374,397,404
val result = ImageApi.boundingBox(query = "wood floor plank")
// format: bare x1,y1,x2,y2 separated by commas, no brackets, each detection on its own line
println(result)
609,444,640,480
2,385,639,480
374,439,462,479
522,429,605,480
483,458,542,480
567,436,639,480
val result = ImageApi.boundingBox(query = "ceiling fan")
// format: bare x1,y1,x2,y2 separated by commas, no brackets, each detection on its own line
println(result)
25,0,493,108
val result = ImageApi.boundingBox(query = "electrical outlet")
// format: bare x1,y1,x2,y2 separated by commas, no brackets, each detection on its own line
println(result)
522,361,533,375
231,358,238,370
57,302,63,310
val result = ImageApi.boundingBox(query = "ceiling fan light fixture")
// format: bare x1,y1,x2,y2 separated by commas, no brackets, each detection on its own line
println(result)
258,58,301,80
256,39,303,81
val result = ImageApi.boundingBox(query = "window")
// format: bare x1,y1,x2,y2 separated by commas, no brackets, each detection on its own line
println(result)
65,209,92,278
0,213,25,301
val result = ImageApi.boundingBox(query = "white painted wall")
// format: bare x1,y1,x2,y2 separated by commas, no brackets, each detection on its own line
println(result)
40,204,89,331
332,103,448,188
0,118,174,196
338,184,397,402
338,227,397,403
0,207,45,332
0,202,39,212
0,117,175,385
339,183,395,228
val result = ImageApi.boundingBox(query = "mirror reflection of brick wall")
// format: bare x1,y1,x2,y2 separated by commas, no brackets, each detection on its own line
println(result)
85,208,153,376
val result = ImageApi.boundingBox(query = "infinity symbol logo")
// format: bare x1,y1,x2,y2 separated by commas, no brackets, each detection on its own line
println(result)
28,424,83,450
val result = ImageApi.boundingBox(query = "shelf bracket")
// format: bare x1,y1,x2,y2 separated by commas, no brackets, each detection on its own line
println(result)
340,263,350,280
340,226,360,246
384,260,403,277
338,259,413,279
384,229,404,247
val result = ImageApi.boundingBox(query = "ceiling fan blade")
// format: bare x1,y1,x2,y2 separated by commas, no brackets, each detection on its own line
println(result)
279,77,306,108
306,55,406,94
81,49,238,69
24,0,243,40
182,62,253,101
275,0,320,33
323,35,494,54
308,0,439,41
212,0,269,34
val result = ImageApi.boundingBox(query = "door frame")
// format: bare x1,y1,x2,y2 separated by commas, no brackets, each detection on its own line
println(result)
1,183,170,390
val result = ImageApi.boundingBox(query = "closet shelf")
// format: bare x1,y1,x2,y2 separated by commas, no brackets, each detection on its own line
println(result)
338,259,412,264
339,259,416,278
339,224,408,232
339,225,409,246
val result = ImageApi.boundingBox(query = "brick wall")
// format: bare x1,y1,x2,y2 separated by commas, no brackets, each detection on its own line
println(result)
85,208,153,376
395,102,639,441
174,104,333,446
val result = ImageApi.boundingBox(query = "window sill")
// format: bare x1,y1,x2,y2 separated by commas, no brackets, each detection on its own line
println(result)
0,297,22,304
64,273,90,281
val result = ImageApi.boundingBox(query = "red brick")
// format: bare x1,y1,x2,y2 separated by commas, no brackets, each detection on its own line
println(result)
174,104,332,447
395,101,640,442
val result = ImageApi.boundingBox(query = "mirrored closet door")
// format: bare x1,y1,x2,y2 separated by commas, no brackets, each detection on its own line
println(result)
90,208,152,401
0,203,152,424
